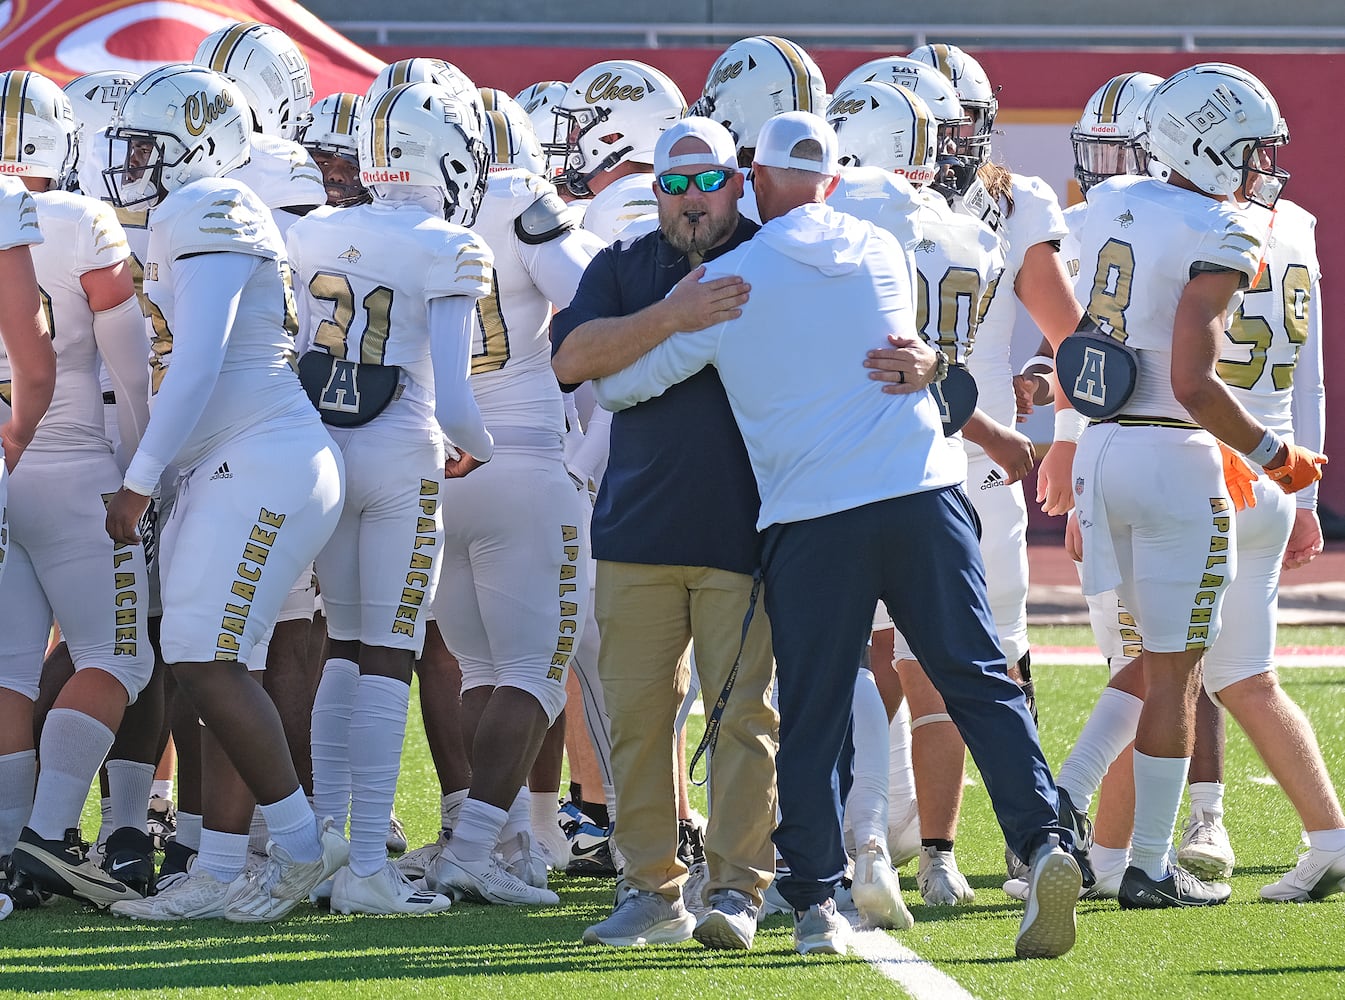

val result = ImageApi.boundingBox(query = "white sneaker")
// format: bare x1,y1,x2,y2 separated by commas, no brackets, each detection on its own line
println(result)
396,830,450,880
1260,843,1345,902
225,818,349,923
852,836,914,930
793,897,850,956
331,861,453,915
427,850,559,906
1014,834,1081,959
110,870,245,920
887,800,921,868
1177,808,1235,881
499,831,548,890
917,846,975,905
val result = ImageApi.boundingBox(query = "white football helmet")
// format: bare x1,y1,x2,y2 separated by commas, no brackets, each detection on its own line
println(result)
690,35,827,153
516,80,567,133
64,71,136,194
479,88,546,175
359,81,488,226
194,21,313,141
835,57,969,138
828,82,940,187
0,71,77,188
366,58,483,137
103,63,250,209
908,44,998,158
301,92,366,206
543,60,685,197
1071,72,1163,194
1140,62,1288,208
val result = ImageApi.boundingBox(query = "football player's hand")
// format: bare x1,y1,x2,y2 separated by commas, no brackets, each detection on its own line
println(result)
1283,508,1324,571
1064,511,1083,562
105,487,151,546
662,265,749,333
444,452,485,479
1262,445,1327,494
974,421,1035,485
1036,440,1077,516
0,420,29,472
865,334,938,393
1012,374,1038,422
1219,444,1257,512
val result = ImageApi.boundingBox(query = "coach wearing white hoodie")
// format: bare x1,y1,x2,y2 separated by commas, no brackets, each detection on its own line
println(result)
596,111,1083,960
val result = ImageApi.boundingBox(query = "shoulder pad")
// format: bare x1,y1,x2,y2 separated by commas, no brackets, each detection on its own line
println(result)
515,189,575,245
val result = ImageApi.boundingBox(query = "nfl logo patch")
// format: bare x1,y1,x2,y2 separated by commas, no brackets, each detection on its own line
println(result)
1075,477,1085,496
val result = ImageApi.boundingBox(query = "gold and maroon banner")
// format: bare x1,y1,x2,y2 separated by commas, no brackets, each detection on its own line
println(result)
0,0,382,95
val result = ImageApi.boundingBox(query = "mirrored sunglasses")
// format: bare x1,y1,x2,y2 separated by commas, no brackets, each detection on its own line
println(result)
656,168,732,195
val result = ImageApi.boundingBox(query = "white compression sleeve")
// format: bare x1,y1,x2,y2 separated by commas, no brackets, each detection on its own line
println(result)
429,294,494,462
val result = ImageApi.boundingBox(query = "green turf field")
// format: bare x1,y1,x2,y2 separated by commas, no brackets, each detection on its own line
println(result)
2,626,1342,999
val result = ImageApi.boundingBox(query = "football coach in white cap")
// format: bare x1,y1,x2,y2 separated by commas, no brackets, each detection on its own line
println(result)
595,110,1084,960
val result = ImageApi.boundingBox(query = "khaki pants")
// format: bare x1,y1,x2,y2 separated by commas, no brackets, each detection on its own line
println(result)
595,560,777,904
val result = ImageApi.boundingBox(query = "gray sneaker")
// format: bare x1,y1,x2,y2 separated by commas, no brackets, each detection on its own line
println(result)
1015,833,1082,959
582,886,695,946
693,888,758,949
793,896,850,956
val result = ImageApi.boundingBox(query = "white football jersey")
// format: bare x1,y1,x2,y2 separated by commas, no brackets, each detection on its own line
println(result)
1217,199,1319,434
286,200,493,421
1074,176,1265,421
583,172,658,244
230,134,325,238
16,191,138,456
0,175,42,249
968,173,1069,429
468,169,604,440
1060,201,1085,290
141,176,313,472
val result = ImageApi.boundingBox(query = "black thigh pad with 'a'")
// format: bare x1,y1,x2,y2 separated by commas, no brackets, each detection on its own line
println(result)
932,362,978,436
1055,314,1138,420
297,352,403,427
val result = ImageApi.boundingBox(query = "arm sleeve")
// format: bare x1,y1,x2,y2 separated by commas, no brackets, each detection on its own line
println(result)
1290,280,1325,510
122,253,257,494
592,325,720,412
92,294,151,472
520,226,607,310
429,294,494,462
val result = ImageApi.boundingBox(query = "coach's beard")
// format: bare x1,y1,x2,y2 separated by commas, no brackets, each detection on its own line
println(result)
665,208,736,258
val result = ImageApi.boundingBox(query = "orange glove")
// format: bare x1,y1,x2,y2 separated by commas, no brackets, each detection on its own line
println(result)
1263,445,1328,495
1219,444,1257,512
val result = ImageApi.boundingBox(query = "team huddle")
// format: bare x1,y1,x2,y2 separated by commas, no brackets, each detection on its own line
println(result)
0,20,1333,963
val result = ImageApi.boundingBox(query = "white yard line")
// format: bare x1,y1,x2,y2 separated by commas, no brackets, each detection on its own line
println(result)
849,924,979,1000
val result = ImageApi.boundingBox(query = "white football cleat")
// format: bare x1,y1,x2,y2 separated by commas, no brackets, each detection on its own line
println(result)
428,850,559,906
852,836,914,929
331,861,452,915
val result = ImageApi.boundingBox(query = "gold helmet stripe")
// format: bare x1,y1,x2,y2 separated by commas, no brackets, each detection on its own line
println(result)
1,72,26,163
334,92,357,136
481,88,498,112
487,109,510,164
762,36,814,114
1098,73,1134,124
206,21,260,74
909,90,930,167
932,44,954,82
369,85,405,167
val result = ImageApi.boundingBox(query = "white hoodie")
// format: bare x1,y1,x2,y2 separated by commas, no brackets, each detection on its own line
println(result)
595,201,964,529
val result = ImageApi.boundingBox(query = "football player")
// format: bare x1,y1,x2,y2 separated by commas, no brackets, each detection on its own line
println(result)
291,81,500,913
99,63,347,922
301,92,369,209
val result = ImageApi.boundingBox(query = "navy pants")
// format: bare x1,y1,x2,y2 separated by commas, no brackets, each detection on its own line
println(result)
763,485,1068,909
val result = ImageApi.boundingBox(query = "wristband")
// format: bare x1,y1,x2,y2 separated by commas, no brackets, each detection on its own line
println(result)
1244,427,1285,468
1054,409,1089,443
1019,354,1055,376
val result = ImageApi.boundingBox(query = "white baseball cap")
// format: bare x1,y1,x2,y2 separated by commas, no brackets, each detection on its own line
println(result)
654,116,739,174
753,110,839,174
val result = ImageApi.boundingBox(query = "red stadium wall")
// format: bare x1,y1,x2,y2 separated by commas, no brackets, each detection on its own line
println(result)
375,44,1342,528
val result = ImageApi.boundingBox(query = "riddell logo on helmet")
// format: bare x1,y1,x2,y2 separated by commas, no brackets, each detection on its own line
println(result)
0,162,33,174
184,89,235,137
361,168,412,183
584,72,646,104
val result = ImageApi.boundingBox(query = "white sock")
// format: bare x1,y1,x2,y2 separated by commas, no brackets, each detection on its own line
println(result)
1132,751,1190,880
845,668,890,847
195,828,249,883
446,798,508,865
27,709,114,841
1187,781,1225,820
529,789,568,860
1307,828,1345,853
441,789,468,832
150,779,173,801
347,674,411,878
260,787,321,863
888,701,916,807
0,750,36,854
498,788,532,846
1056,688,1144,810
97,796,114,848
106,759,155,832
248,806,268,855
176,811,203,852
311,657,359,829
1089,844,1130,878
